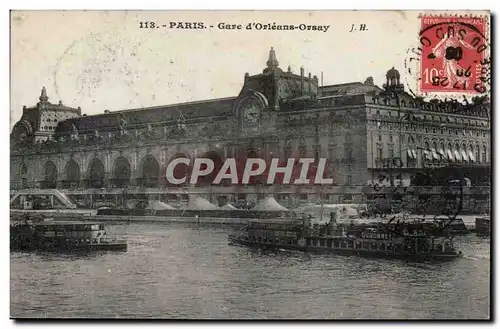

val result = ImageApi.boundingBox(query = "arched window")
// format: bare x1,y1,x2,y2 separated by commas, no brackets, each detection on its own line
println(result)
65,160,80,188
476,145,481,163
42,161,57,189
113,157,131,188
88,158,105,188
141,155,160,188
482,145,487,163
20,163,27,176
18,162,28,189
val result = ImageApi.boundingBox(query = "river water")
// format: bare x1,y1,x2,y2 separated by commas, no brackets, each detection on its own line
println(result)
10,222,490,319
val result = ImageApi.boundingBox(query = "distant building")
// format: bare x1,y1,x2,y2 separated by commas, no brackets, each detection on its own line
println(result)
10,48,491,213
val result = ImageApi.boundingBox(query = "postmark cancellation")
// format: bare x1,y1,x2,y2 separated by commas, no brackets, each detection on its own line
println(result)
405,13,490,99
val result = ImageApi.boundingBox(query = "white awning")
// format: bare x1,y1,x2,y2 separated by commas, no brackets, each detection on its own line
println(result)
468,150,476,163
438,149,446,159
446,149,454,161
412,149,417,159
407,149,414,159
454,150,462,162
431,148,440,160
461,150,469,162
424,150,432,160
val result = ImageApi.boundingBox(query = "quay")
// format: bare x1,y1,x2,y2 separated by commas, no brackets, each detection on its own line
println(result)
88,213,487,233
89,215,247,225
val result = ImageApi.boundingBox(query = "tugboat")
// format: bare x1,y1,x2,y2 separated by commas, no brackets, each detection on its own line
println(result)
228,213,462,261
10,216,127,252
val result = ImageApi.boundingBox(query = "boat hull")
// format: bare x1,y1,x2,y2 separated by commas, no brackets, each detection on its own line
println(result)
228,235,461,261
10,238,127,252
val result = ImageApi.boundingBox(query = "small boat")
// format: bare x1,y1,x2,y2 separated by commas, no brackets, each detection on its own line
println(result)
10,216,127,252
228,212,462,261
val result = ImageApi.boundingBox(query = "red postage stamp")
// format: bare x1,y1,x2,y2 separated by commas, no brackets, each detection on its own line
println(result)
418,15,490,94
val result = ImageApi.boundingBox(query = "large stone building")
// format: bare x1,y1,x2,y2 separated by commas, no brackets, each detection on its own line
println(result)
10,48,491,213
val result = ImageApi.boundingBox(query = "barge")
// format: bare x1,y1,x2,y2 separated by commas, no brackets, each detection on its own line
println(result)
228,216,462,261
10,217,127,252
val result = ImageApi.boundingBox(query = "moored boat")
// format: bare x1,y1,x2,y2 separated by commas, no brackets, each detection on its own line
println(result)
10,216,127,252
228,215,462,261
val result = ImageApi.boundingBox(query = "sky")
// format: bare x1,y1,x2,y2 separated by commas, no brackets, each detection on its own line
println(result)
9,10,489,129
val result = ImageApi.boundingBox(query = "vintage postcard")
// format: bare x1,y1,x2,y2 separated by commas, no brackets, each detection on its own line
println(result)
10,10,491,320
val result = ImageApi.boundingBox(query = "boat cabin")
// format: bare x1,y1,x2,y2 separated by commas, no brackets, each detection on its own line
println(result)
241,219,303,246
13,220,109,245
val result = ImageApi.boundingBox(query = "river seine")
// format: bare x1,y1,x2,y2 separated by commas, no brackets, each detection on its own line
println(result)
10,222,490,319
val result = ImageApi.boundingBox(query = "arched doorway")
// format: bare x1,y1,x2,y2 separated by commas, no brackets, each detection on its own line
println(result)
141,155,160,187
65,160,80,188
197,150,224,186
88,158,105,188
42,161,57,189
113,157,131,188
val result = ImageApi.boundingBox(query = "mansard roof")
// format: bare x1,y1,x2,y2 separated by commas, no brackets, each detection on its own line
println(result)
56,96,237,135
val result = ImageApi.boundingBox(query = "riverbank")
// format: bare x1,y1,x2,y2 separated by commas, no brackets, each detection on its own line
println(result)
89,215,248,225
88,214,486,232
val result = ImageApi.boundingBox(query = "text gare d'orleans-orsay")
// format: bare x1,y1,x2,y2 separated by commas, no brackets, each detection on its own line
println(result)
138,21,331,32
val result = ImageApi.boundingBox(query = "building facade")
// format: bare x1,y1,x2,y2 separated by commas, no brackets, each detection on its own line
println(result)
10,48,491,213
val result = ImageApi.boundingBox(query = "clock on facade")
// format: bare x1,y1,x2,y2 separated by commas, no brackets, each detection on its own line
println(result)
242,104,260,125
